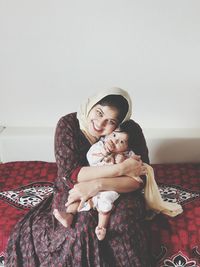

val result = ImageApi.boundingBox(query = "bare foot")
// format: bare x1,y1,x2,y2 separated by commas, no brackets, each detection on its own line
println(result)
53,209,74,228
95,226,107,241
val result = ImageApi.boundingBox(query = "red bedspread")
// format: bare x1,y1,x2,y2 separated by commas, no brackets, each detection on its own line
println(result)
0,161,200,266
0,161,57,266
150,164,200,267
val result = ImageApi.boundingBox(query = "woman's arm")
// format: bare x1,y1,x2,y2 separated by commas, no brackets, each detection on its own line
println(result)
98,176,141,192
77,155,146,182
54,114,82,179
66,176,141,210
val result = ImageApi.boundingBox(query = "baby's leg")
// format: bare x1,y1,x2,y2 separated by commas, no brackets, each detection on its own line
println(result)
94,191,119,240
95,211,111,240
53,201,80,228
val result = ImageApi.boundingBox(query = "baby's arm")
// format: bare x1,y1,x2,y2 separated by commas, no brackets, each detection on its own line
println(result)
104,154,115,164
87,140,108,165
115,153,126,164
115,150,135,164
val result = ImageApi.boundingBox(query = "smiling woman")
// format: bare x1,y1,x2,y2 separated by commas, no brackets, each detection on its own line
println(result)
5,87,151,267
77,88,132,144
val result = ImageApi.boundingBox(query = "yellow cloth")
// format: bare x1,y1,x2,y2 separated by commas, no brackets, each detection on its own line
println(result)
143,164,183,217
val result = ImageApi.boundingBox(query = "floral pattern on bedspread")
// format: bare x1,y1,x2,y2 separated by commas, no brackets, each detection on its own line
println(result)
0,182,53,209
0,252,5,267
150,163,200,267
0,183,199,210
161,250,198,267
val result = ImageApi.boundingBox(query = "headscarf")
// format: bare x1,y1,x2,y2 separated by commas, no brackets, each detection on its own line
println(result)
77,87,132,144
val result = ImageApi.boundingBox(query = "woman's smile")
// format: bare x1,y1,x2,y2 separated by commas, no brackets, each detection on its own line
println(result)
90,120,104,136
92,123,103,132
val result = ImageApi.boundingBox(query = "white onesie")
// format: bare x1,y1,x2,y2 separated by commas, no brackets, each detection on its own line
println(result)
80,137,135,213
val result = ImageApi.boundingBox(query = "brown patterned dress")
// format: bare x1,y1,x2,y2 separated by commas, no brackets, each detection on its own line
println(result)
6,113,152,267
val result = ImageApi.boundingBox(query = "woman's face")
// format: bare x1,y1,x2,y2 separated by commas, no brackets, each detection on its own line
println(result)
87,104,120,138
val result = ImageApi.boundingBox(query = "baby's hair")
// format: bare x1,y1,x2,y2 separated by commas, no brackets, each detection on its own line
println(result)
115,120,135,148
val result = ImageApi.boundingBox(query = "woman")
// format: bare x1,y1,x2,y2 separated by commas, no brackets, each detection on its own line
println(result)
6,87,151,266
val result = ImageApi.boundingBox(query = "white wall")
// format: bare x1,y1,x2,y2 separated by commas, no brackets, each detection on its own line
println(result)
0,0,200,163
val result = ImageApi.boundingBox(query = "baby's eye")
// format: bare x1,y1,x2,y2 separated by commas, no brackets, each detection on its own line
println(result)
113,133,116,137
120,140,124,144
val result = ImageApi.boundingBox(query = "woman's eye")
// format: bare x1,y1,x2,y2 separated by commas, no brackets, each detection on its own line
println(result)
109,121,116,126
113,133,116,137
96,110,103,117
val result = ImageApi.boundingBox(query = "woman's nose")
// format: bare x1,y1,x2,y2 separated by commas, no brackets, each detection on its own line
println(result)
96,118,105,129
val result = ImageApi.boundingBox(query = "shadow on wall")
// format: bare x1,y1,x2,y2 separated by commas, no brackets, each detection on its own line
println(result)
147,138,200,164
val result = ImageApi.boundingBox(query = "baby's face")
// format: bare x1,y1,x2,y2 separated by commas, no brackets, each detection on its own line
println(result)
105,131,129,153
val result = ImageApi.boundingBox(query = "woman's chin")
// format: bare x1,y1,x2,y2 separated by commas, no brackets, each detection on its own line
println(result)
88,127,102,139
89,130,102,140
91,131,101,139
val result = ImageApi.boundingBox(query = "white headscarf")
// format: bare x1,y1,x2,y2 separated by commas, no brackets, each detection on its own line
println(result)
77,87,132,144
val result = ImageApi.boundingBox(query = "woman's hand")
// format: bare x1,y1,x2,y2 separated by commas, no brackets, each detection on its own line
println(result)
65,180,100,211
121,155,147,178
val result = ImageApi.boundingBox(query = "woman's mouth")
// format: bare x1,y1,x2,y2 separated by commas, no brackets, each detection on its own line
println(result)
92,122,103,133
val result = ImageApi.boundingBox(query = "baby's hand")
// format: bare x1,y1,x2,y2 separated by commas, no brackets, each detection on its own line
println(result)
115,153,125,164
104,154,115,164
104,139,115,153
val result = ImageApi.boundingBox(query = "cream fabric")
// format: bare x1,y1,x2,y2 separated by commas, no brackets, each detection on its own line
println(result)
77,87,132,144
143,164,183,217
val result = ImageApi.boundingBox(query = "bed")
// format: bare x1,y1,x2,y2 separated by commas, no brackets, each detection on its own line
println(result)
0,161,200,266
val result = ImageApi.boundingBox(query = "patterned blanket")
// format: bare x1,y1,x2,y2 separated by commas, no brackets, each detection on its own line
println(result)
0,161,199,266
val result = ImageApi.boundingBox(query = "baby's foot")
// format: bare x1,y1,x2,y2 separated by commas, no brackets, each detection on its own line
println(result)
53,209,74,228
95,226,107,241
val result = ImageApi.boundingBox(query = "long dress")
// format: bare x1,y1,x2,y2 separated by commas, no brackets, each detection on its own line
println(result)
5,112,152,267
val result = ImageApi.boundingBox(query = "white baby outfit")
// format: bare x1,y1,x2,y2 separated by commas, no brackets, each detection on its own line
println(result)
80,137,134,213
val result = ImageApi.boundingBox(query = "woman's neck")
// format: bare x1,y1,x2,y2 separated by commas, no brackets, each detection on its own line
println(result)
81,129,98,145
